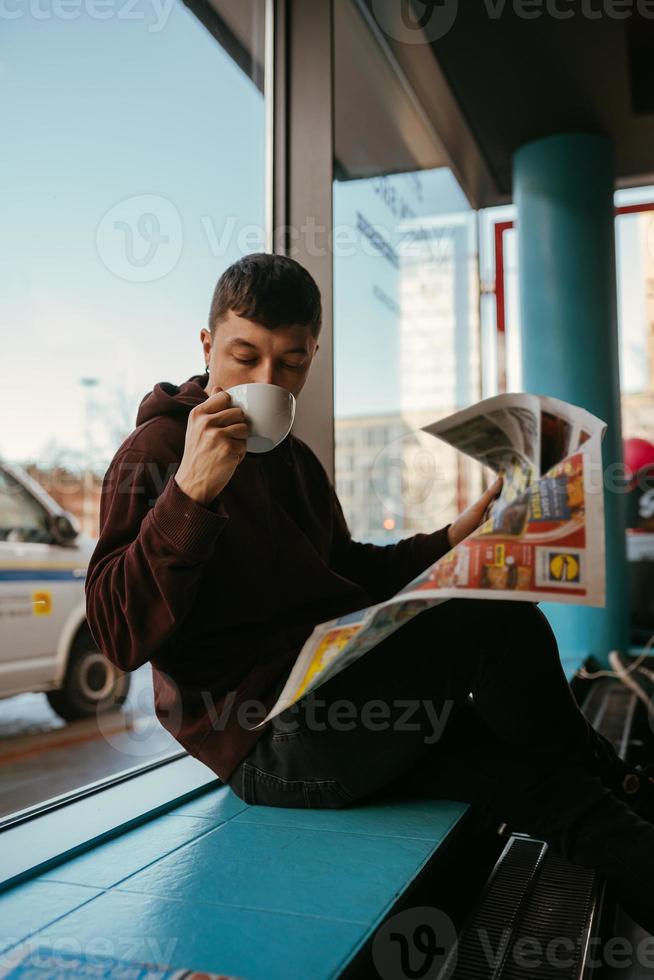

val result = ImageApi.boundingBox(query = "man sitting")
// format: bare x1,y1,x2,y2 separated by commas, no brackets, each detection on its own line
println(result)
86,252,654,933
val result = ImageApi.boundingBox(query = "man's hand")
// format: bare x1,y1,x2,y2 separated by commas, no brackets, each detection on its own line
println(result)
174,385,250,506
446,476,503,549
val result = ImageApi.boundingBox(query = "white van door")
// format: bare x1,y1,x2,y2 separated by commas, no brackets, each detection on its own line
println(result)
0,468,86,689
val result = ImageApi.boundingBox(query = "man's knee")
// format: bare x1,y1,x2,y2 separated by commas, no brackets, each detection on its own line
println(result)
457,598,557,646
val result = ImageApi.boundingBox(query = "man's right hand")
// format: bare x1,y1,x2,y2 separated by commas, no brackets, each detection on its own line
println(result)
174,385,249,506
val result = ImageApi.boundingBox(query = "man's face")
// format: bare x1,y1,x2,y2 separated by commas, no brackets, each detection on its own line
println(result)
201,310,319,398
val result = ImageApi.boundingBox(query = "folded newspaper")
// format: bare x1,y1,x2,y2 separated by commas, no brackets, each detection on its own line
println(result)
256,393,607,726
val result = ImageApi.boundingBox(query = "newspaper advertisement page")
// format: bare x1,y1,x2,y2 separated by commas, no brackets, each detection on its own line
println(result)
401,432,605,606
421,393,542,504
256,394,607,726
269,596,438,717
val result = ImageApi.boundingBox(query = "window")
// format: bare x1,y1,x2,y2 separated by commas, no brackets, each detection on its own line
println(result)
0,471,51,544
332,0,481,546
0,0,268,819
615,189,654,451
480,190,654,451
478,205,519,396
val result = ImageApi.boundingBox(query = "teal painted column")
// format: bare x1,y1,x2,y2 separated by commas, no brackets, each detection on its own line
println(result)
514,132,629,666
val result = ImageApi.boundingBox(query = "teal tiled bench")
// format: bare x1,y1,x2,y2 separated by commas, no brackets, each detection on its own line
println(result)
0,787,468,979
0,653,588,980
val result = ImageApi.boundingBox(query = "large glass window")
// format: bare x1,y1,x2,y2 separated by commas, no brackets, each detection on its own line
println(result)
615,189,654,448
479,191,654,445
333,171,481,543
332,0,481,546
0,0,267,818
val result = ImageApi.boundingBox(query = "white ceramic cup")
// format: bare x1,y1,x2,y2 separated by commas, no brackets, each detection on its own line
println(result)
224,382,296,454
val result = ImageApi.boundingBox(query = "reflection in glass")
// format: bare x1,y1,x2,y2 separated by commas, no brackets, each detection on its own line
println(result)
333,168,481,545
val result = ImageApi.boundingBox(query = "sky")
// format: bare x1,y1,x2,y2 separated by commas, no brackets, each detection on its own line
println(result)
1,0,266,469
2,4,652,473
0,0,474,472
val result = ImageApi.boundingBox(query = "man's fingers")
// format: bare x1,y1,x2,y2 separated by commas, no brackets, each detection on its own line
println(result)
485,476,503,499
219,422,249,441
196,388,232,413
478,476,503,522
206,407,247,428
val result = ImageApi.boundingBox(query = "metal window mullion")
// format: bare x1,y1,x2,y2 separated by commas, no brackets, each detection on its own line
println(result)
280,0,335,479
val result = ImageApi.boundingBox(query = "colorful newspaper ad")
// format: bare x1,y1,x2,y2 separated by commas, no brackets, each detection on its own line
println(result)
256,393,607,725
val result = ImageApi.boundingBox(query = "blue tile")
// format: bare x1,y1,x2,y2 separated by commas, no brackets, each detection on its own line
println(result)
0,880,102,956
115,821,435,923
164,785,247,824
20,888,365,980
233,797,467,842
40,815,213,889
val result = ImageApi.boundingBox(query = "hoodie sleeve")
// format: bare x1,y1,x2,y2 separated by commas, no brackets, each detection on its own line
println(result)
328,481,452,604
85,449,229,672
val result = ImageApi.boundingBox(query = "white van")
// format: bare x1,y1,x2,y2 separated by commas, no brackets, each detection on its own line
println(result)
0,460,130,720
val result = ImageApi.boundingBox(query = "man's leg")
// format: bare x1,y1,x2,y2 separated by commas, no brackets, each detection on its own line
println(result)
228,596,654,933
230,596,630,806
437,598,629,790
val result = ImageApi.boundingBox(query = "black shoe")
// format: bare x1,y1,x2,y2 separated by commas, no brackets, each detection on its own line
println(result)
487,761,654,935
563,789,654,935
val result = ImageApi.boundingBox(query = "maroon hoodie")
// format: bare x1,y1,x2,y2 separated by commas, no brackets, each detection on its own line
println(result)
85,372,452,781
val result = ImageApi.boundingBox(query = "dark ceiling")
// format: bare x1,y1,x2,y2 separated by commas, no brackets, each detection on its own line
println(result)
423,4,654,199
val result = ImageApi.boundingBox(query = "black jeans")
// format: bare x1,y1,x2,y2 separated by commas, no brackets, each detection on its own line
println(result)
228,598,631,843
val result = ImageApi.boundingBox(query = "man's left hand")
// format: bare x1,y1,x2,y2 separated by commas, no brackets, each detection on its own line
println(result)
446,476,503,549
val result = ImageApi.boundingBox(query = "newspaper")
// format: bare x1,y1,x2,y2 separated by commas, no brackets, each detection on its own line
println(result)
0,944,243,979
256,393,607,726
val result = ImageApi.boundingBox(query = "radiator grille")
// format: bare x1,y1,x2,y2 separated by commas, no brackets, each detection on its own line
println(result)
446,836,598,980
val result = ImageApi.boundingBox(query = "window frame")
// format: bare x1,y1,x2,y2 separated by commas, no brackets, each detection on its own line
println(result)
491,201,654,393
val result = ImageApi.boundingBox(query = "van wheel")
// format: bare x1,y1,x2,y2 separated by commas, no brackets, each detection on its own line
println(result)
46,631,131,722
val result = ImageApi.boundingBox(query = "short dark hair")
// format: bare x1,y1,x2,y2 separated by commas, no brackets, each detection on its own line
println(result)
208,253,322,337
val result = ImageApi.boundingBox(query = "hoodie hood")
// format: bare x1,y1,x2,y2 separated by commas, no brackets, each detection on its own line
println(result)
136,372,209,427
